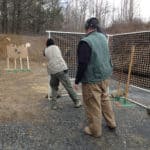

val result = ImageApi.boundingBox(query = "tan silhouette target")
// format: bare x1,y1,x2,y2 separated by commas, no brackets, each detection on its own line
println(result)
6,43,31,70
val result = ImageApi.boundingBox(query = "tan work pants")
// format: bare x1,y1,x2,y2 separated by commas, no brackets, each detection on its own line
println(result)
82,80,116,137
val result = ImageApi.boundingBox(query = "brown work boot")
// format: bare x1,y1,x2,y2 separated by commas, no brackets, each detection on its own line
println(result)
84,126,92,135
84,126,101,138
107,125,116,132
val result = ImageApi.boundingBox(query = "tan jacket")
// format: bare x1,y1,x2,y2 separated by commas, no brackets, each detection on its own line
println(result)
45,45,68,74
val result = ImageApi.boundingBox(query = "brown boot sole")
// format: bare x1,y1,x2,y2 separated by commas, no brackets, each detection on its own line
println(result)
84,126,101,138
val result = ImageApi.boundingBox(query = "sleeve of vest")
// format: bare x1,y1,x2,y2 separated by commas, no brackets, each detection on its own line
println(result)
75,41,91,84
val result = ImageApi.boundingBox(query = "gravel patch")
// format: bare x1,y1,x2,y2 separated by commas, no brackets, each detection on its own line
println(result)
0,96,150,150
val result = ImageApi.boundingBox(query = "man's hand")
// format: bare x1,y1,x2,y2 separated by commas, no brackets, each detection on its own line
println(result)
74,84,79,91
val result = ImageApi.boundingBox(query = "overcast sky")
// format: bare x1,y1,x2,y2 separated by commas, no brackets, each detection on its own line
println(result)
140,0,150,21
109,0,150,22
61,0,150,22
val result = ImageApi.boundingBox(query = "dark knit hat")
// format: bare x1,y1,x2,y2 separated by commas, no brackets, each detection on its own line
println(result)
46,38,54,47
85,17,99,30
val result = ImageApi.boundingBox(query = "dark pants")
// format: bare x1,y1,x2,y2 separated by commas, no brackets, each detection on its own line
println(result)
50,70,79,103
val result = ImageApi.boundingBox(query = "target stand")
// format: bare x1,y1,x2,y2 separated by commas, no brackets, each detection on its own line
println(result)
5,43,31,73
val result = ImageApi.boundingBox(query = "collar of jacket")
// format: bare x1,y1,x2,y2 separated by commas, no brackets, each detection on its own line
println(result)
86,30,97,37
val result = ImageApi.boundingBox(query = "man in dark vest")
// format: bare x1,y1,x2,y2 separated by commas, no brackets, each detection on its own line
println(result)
74,17,116,137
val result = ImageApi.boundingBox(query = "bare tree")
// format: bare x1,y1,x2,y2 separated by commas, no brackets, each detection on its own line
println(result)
78,0,88,31
11,0,17,33
16,0,23,33
89,0,110,27
129,0,134,22
1,0,8,33
120,0,140,22
62,0,88,31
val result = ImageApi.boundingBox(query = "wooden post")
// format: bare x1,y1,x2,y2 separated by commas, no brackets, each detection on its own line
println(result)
27,56,30,69
14,58,17,69
7,57,10,69
117,81,121,96
125,45,135,99
20,57,23,69
117,56,124,97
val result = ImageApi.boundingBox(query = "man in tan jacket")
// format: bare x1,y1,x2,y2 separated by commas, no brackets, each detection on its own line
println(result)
44,38,82,110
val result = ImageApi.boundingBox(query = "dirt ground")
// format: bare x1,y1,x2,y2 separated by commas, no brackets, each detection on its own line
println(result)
0,60,48,122
0,60,150,150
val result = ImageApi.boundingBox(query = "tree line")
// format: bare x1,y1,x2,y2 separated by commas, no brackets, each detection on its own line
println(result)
0,0,149,35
